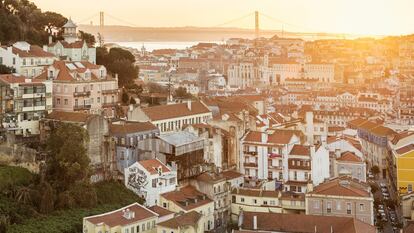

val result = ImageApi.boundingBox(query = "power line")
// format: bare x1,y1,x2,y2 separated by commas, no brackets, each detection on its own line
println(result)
76,13,100,24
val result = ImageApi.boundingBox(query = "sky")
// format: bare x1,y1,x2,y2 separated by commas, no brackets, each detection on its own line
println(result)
31,0,414,36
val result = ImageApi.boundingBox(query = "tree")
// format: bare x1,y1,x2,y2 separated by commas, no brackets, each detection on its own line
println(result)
41,11,67,36
129,97,136,104
38,181,55,214
0,64,14,74
147,82,167,94
174,87,192,99
121,92,129,104
79,30,96,46
46,123,90,191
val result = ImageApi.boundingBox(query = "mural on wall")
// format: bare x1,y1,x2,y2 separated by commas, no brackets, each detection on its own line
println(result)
127,166,148,198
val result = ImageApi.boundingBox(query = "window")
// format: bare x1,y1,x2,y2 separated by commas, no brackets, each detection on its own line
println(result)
64,99,68,105
263,200,268,205
347,203,352,214
270,200,275,206
232,196,236,203
163,202,167,208
57,98,61,105
313,200,320,209
152,179,157,188
409,184,413,192
97,97,100,103
147,222,150,230
253,199,257,204
0,57,2,65
294,171,297,180
142,224,145,231
327,202,332,213
337,201,341,210
241,198,245,203
136,225,139,232
12,58,16,65
359,203,365,211
125,229,129,233
131,227,134,233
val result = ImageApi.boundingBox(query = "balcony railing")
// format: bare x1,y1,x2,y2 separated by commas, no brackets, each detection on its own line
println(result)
73,91,91,97
243,162,258,168
101,89,118,95
244,151,257,156
74,104,91,111
102,102,118,108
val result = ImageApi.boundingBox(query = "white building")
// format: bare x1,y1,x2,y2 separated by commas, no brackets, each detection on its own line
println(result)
43,18,96,64
124,159,177,207
0,41,57,78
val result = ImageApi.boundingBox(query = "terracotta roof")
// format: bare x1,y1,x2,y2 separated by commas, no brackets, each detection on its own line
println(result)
404,221,414,233
244,131,294,145
11,45,55,57
240,211,375,233
337,151,362,163
138,159,171,175
110,122,158,135
0,74,43,84
391,131,414,145
308,176,371,197
161,186,212,211
196,172,225,184
370,125,395,137
289,145,310,156
396,144,414,155
85,203,157,227
46,111,94,123
221,170,243,180
148,205,174,217
142,101,210,121
157,211,202,229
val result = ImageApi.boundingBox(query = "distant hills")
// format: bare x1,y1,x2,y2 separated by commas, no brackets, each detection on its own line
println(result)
78,25,362,42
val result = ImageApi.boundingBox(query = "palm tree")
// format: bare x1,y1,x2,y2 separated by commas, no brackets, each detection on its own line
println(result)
16,186,32,204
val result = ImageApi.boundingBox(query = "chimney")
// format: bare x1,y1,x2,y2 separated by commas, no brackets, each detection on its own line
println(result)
253,215,257,230
187,101,192,111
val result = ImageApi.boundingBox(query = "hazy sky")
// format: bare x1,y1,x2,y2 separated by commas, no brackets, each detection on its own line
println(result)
32,0,414,36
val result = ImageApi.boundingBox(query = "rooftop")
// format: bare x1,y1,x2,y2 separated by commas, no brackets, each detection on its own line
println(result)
141,101,210,121
158,131,202,147
308,176,370,198
161,185,212,211
110,121,158,135
157,211,202,229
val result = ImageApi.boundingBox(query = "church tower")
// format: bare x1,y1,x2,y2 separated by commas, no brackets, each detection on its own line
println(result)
63,18,78,43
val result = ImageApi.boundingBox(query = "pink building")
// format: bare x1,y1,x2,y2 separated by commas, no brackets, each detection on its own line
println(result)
38,60,119,117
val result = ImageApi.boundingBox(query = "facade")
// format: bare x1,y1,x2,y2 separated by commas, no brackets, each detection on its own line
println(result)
43,60,119,117
43,18,97,64
305,176,374,225
0,74,52,136
390,144,414,195
157,211,203,233
124,159,177,207
127,101,212,134
83,203,158,233
110,121,160,173
159,185,215,232
334,151,367,182
0,41,57,78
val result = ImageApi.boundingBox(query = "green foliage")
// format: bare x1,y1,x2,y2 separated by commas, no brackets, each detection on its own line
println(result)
79,30,96,46
46,124,90,191
174,86,192,99
95,181,143,206
147,82,168,94
97,47,138,87
122,91,129,104
0,0,67,45
371,166,380,175
0,64,14,74
130,97,137,104
0,165,34,191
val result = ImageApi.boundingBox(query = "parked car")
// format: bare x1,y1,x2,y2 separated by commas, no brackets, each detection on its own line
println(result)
380,183,387,188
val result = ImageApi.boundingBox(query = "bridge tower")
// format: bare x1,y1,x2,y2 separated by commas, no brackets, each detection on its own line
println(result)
99,11,104,27
255,11,259,39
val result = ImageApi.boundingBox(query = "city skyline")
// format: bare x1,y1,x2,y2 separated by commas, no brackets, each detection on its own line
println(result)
32,0,414,36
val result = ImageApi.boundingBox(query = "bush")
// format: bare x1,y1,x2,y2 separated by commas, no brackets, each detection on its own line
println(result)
95,181,143,206
0,166,34,191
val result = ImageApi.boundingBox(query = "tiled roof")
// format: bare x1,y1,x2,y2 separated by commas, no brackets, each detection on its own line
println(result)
196,172,225,184
240,211,375,233
138,159,170,175
161,186,212,211
0,74,43,84
221,170,243,180
396,144,414,155
109,122,158,135
391,131,414,145
46,111,94,123
148,205,174,217
157,211,202,229
142,101,210,121
289,145,310,156
337,151,362,163
243,131,294,145
12,45,55,57
308,176,370,197
85,203,157,227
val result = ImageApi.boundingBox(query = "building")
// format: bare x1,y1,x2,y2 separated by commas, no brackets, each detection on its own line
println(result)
401,192,414,220
40,111,110,182
110,121,160,173
390,143,414,195
0,41,57,78
236,211,375,233
159,185,215,231
190,172,230,228
124,159,177,207
43,18,97,64
127,101,212,134
156,211,203,233
305,176,374,225
83,203,158,233
333,151,367,182
0,74,52,137
43,60,119,117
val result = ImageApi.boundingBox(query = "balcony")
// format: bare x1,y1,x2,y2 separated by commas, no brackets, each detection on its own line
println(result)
244,151,257,156
102,102,118,108
102,89,118,95
243,162,258,168
73,91,91,97
74,104,91,111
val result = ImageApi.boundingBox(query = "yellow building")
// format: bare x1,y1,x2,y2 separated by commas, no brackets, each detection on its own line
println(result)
83,203,158,233
159,185,215,232
157,211,203,233
394,144,414,194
